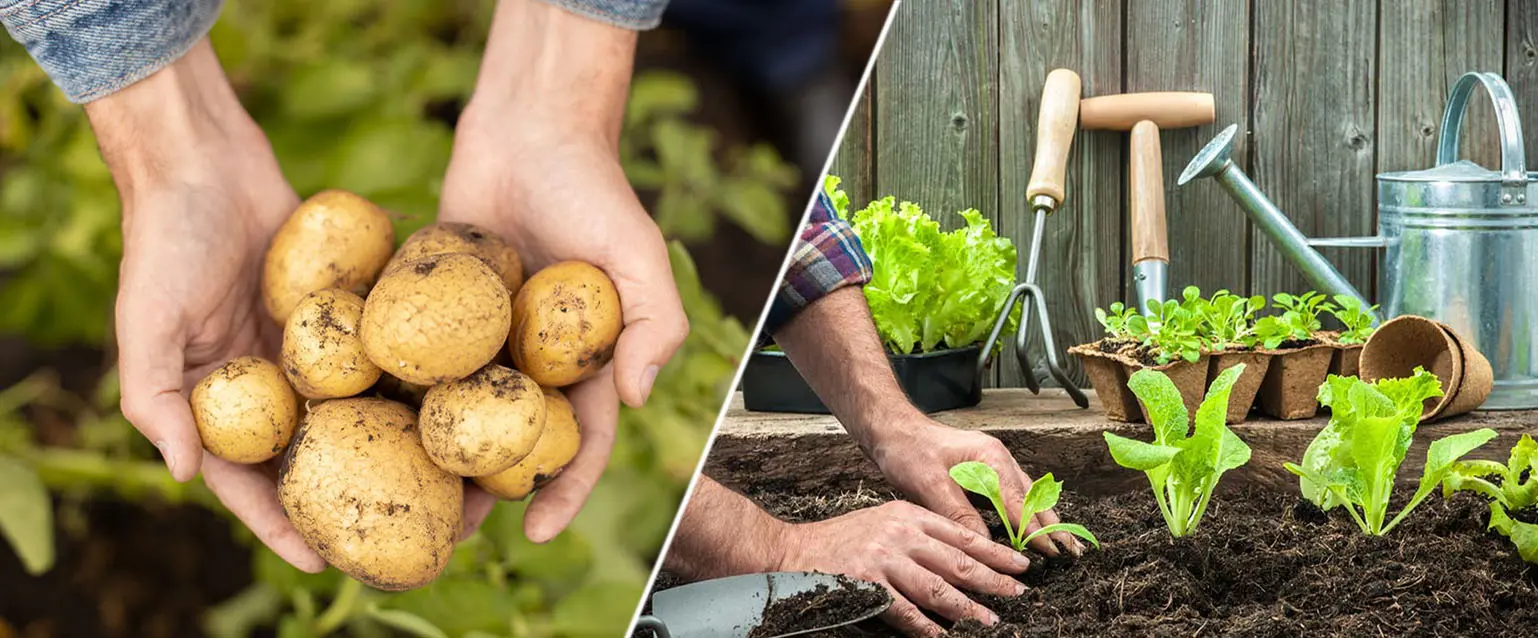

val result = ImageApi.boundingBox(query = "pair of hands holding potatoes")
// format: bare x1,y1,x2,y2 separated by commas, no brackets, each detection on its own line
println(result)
92,34,688,576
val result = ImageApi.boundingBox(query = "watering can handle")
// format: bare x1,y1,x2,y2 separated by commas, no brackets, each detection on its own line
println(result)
1437,72,1527,201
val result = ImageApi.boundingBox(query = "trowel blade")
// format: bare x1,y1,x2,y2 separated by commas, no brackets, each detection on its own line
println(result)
649,572,888,638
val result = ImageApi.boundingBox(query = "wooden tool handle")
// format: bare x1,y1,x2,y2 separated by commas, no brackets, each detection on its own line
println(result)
1080,92,1215,130
1129,121,1169,264
1026,69,1082,209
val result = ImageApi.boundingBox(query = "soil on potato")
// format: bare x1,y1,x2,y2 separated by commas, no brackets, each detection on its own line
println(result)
734,488,1538,637
748,574,891,638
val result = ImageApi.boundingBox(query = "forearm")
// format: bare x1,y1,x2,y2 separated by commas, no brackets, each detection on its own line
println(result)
84,39,265,215
662,476,789,581
464,0,639,149
774,286,924,453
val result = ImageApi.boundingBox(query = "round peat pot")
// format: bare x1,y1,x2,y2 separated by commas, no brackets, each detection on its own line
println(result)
741,346,984,414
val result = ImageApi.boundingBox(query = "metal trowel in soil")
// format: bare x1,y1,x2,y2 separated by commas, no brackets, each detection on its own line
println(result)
633,572,890,638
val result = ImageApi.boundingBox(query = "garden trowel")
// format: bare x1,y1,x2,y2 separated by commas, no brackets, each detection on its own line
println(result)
633,572,889,638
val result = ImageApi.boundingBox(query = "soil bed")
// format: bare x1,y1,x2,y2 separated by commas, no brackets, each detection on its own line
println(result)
733,488,1538,637
748,574,890,638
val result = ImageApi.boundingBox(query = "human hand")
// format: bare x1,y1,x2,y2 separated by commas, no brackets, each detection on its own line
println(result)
774,501,1031,636
437,0,688,543
94,40,496,572
865,417,1086,557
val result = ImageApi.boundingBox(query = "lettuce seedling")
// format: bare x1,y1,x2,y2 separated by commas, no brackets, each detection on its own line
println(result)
1193,289,1266,349
1094,301,1140,341
1443,435,1538,562
1285,371,1498,536
1127,299,1203,364
1254,292,1334,349
1328,294,1378,345
1104,364,1251,537
948,462,1100,552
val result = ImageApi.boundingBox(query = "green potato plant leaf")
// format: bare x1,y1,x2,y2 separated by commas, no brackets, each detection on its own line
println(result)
1285,370,1496,536
0,456,52,575
1104,364,1250,537
948,462,1099,552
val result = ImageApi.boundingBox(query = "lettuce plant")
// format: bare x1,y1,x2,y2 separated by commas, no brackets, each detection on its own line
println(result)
1094,301,1140,341
1328,294,1378,345
1104,364,1251,537
824,177,1019,354
1193,289,1266,350
1127,299,1203,364
1442,435,1538,562
1285,371,1498,536
948,462,1100,552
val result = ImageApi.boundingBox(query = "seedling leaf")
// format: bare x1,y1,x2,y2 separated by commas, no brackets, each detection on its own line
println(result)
1022,523,1100,550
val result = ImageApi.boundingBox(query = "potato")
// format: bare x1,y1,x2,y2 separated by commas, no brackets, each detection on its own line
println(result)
263,190,395,323
373,374,429,408
383,222,524,294
507,261,622,387
474,387,580,500
420,364,546,476
361,253,512,385
281,289,381,399
190,357,299,464
278,398,462,591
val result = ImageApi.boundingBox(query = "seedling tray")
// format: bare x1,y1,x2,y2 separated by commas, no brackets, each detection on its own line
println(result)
740,346,982,414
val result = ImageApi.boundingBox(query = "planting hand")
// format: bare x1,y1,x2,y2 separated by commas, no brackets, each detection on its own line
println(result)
95,40,498,573
438,0,688,542
871,420,1087,557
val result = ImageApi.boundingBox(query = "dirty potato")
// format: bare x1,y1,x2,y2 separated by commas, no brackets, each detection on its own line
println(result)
474,387,580,500
420,365,546,476
361,253,512,386
278,398,462,591
190,357,300,464
507,261,622,387
262,190,395,323
383,222,524,294
281,289,381,399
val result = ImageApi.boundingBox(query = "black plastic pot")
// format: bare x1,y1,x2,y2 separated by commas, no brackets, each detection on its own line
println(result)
740,345,984,414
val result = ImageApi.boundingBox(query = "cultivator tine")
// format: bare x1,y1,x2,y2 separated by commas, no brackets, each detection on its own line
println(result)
1015,283,1089,408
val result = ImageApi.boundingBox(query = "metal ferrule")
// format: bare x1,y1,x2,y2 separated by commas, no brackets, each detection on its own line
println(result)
1132,260,1168,313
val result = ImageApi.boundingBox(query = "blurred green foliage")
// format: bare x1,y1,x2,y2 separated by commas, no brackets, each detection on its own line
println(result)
0,1,792,635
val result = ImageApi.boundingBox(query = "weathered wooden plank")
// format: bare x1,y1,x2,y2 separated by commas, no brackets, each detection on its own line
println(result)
996,0,1123,389
872,0,999,226
827,81,876,209
1248,1,1377,300
709,391,1537,498
1507,0,1538,164
1379,1,1504,176
1125,0,1251,296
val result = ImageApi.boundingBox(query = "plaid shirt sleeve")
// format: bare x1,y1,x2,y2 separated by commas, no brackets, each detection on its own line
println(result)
761,190,874,337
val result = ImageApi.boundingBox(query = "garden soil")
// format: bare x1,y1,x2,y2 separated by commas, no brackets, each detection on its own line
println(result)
747,575,890,638
735,488,1537,637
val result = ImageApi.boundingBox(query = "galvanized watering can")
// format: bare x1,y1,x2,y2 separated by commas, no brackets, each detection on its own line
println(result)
1180,71,1537,409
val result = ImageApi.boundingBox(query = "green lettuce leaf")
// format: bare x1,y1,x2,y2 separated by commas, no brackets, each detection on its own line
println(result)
824,178,1018,354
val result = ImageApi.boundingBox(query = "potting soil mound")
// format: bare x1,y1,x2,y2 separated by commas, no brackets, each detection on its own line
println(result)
747,574,891,638
747,489,1537,637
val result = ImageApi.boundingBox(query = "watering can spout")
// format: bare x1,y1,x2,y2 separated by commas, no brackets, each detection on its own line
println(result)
1178,124,1381,323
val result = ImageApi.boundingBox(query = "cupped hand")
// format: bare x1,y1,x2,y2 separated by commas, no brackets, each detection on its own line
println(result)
867,417,1086,557
437,109,689,543
774,500,1031,636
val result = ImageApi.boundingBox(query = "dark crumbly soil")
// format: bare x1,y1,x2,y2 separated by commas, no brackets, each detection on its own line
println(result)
745,489,1537,637
748,574,891,638
1274,337,1322,350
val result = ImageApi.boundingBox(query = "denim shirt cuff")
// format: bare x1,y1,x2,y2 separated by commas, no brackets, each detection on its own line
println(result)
1,0,223,104
534,0,668,30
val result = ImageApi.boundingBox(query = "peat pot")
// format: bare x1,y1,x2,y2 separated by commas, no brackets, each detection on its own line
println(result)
741,346,983,414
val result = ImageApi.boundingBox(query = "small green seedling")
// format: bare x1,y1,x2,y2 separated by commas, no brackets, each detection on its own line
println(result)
1095,301,1140,341
1286,370,1498,536
1443,434,1538,562
1130,299,1203,364
1255,291,1333,349
1328,295,1378,345
1104,364,1251,537
1193,289,1266,349
948,462,1100,552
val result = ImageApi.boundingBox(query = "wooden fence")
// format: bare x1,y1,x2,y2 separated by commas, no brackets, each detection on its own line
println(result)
828,0,1538,388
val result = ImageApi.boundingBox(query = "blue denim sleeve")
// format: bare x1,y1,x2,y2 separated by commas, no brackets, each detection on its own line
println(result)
1,0,222,103
536,0,668,30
